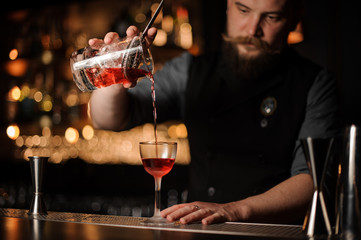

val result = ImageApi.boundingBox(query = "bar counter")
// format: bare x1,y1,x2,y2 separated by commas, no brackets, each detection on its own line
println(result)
0,208,313,240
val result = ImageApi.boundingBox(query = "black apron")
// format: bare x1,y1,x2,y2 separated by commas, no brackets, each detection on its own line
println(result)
184,48,321,203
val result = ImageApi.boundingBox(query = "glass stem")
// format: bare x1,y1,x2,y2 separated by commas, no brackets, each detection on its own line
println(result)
153,177,162,218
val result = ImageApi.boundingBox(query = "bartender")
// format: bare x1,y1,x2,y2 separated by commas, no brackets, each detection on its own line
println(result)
89,0,339,225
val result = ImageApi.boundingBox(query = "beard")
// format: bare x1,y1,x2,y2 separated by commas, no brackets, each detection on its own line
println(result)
221,34,282,81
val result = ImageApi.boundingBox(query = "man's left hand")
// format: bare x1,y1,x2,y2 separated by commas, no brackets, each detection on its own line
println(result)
160,201,242,225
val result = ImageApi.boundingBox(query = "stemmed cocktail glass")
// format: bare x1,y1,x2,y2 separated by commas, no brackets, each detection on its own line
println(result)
139,141,177,225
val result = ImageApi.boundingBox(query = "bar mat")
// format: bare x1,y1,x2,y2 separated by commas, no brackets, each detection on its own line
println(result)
0,208,306,239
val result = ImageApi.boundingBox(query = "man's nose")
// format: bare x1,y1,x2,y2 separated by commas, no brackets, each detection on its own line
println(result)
247,15,263,37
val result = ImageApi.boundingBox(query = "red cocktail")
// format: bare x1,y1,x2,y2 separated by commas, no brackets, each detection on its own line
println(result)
139,141,177,225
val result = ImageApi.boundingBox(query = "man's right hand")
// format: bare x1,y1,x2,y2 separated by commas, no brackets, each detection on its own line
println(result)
89,26,157,130
89,26,157,48
88,26,157,88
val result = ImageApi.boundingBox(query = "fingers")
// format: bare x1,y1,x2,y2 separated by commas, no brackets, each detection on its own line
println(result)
161,203,187,218
161,203,207,224
144,27,157,48
179,208,211,224
147,27,157,39
168,205,200,223
160,202,236,225
88,32,119,47
201,212,223,225
126,26,157,48
126,26,140,38
122,81,137,88
104,32,120,44
90,25,157,49
88,38,103,46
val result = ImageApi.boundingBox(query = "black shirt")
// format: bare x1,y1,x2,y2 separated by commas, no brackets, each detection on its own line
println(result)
127,49,339,202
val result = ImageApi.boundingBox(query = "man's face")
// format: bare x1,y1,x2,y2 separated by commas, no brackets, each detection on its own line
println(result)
226,0,294,58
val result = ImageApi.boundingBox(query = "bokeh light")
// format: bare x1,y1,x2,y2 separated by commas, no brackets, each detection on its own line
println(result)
179,23,193,49
42,126,52,137
135,13,146,23
9,49,18,60
7,124,20,140
21,84,30,98
41,94,53,112
5,59,28,77
65,127,79,144
162,15,174,33
65,90,79,107
153,29,167,47
176,123,188,138
168,123,188,139
8,86,21,102
41,50,53,64
82,125,94,140
34,91,43,102
151,3,163,24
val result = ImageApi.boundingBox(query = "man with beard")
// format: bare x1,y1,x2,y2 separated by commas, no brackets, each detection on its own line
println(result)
89,0,339,224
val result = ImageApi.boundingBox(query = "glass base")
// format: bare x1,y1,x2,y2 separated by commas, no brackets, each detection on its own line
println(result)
140,216,174,226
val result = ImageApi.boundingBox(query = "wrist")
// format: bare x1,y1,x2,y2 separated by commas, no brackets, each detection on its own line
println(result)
224,201,252,222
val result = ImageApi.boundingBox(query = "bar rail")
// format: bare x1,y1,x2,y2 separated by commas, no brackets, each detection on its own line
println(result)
0,208,308,239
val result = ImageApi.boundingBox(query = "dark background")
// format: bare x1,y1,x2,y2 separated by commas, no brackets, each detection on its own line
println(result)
1,0,361,216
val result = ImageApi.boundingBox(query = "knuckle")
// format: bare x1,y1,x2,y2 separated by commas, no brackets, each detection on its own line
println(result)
105,32,118,38
127,26,139,34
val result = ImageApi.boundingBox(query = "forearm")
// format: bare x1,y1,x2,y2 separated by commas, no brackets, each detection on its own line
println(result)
234,173,313,223
89,84,130,131
162,173,313,225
